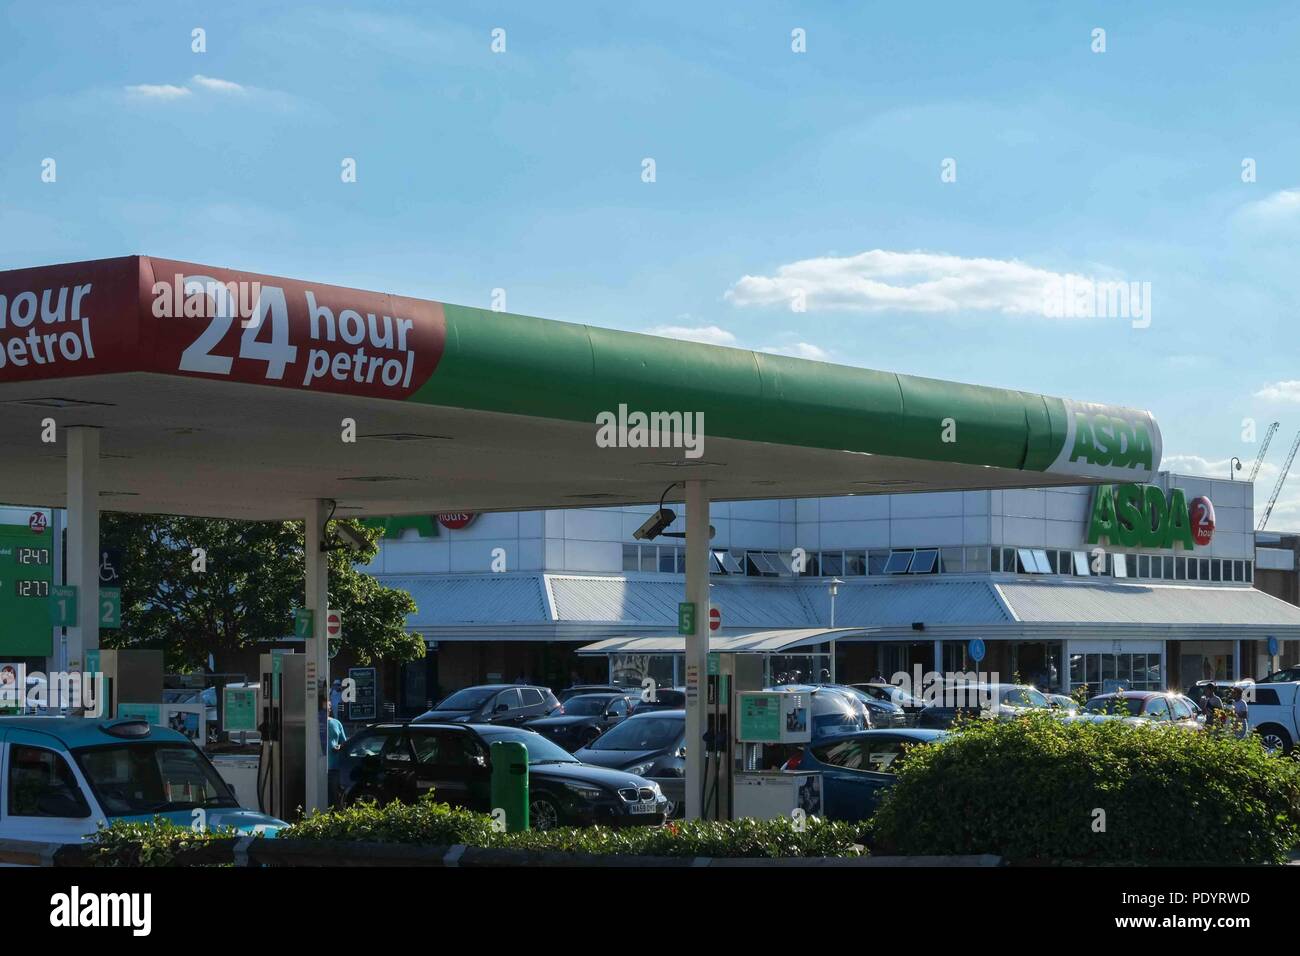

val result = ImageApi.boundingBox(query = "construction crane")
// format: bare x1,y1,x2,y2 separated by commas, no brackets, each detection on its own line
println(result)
1258,428,1300,531
1249,421,1281,483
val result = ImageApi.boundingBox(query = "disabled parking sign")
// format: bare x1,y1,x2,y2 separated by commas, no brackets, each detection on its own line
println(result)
968,638,986,663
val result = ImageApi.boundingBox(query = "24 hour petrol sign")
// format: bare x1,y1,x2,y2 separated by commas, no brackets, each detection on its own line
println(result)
1086,484,1211,550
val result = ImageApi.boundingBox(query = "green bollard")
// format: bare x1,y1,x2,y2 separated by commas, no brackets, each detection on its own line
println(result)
489,740,529,832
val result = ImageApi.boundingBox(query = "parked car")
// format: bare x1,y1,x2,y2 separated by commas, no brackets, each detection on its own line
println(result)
632,687,686,713
1257,666,1300,684
573,709,686,817
1241,680,1300,755
523,692,635,752
826,683,907,728
780,729,948,820
337,722,667,829
1074,691,1202,731
1045,693,1080,714
849,682,927,725
415,684,559,726
0,717,284,843
556,684,626,703
768,685,867,737
916,682,1053,729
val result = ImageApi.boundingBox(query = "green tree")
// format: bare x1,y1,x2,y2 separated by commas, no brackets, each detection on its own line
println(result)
100,514,423,671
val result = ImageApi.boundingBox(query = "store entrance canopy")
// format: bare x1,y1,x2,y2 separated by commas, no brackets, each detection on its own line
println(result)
0,256,1162,519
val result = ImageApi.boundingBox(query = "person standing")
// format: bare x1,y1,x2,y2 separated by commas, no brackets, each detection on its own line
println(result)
325,698,347,807
1202,684,1224,731
1232,685,1250,739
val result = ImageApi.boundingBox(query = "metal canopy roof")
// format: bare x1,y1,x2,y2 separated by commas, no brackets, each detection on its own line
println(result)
1,256,1163,520
577,627,875,656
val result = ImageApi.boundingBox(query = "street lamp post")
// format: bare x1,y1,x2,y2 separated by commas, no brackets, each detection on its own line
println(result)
1230,457,1242,480
828,577,844,682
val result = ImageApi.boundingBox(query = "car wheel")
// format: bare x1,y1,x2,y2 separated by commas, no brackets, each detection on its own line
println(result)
1255,725,1294,756
529,794,562,831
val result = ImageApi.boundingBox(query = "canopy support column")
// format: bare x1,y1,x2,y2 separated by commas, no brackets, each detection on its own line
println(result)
684,479,710,821
66,427,100,689
304,499,330,815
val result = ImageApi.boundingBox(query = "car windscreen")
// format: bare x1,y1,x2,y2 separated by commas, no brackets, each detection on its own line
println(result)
478,729,579,764
436,688,495,710
73,743,239,815
589,716,682,751
562,695,612,716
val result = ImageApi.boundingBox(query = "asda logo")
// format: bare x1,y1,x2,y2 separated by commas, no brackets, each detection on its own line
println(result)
1087,484,1199,550
1047,401,1161,482
1068,412,1154,472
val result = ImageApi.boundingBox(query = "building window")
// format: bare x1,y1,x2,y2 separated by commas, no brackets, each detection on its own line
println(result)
1187,558,1199,581
1163,556,1174,579
1175,556,1186,580
965,547,990,573
820,552,844,576
940,547,963,573
909,549,939,574
1112,553,1128,578
1072,551,1091,576
1246,561,1253,583
1211,560,1222,582
843,550,867,576
883,550,914,574
623,544,640,572
867,550,889,575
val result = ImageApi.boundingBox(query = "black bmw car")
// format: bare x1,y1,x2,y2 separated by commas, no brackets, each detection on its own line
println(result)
523,692,635,752
573,709,686,817
336,722,668,830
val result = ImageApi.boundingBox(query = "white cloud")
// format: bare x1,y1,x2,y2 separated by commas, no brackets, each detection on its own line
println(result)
125,83,191,99
191,75,247,94
760,342,831,361
725,249,1135,317
1255,380,1300,403
644,325,737,346
645,324,834,362
1241,188,1300,221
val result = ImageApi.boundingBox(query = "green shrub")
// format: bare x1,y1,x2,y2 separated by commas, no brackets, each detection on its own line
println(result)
281,794,497,846
500,817,862,858
868,712,1300,864
86,817,239,867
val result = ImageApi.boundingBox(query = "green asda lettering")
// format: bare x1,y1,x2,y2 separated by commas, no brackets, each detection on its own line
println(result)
1087,484,1195,550
1069,413,1154,472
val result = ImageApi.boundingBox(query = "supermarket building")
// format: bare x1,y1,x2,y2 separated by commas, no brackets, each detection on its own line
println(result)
368,472,1300,713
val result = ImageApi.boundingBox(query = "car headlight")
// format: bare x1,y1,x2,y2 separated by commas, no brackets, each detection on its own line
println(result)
626,762,655,776
563,781,605,800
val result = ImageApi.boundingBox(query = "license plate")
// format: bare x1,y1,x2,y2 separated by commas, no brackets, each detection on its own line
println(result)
629,801,657,814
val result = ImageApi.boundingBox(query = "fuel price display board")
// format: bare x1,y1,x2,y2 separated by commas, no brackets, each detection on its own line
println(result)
0,521,54,656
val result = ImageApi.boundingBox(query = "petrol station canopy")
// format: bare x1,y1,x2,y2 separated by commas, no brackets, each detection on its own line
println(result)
0,255,1164,519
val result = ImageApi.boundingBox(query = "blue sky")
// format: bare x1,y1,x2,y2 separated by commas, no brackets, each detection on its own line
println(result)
3,1,1300,521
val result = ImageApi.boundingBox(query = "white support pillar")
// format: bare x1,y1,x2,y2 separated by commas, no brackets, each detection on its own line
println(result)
66,427,100,678
933,638,943,676
304,500,330,815
1232,639,1241,682
683,480,710,821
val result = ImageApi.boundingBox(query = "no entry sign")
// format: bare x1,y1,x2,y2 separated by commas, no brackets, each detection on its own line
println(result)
326,609,343,640
709,607,721,631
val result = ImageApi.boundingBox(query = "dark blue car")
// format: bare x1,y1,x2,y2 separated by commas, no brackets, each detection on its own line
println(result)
781,728,947,821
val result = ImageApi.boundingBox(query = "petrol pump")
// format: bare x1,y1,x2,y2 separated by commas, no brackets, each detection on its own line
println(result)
88,649,163,717
715,651,822,821
257,652,308,820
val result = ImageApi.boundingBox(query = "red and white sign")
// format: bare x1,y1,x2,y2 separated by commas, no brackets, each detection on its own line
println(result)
1189,496,1216,547
709,607,721,631
0,256,448,401
437,513,477,530
28,511,47,534
325,609,343,640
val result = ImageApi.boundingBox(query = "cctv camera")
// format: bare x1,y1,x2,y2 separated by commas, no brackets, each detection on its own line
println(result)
633,508,677,541
332,522,370,553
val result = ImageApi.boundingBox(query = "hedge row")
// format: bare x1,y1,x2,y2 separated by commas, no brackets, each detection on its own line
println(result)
868,711,1300,864
84,800,864,866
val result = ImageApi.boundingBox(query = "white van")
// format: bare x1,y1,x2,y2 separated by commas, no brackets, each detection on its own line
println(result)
1246,681,1300,755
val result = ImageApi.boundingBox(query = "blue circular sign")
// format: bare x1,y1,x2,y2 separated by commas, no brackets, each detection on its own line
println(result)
1268,636,1280,657
968,638,986,663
